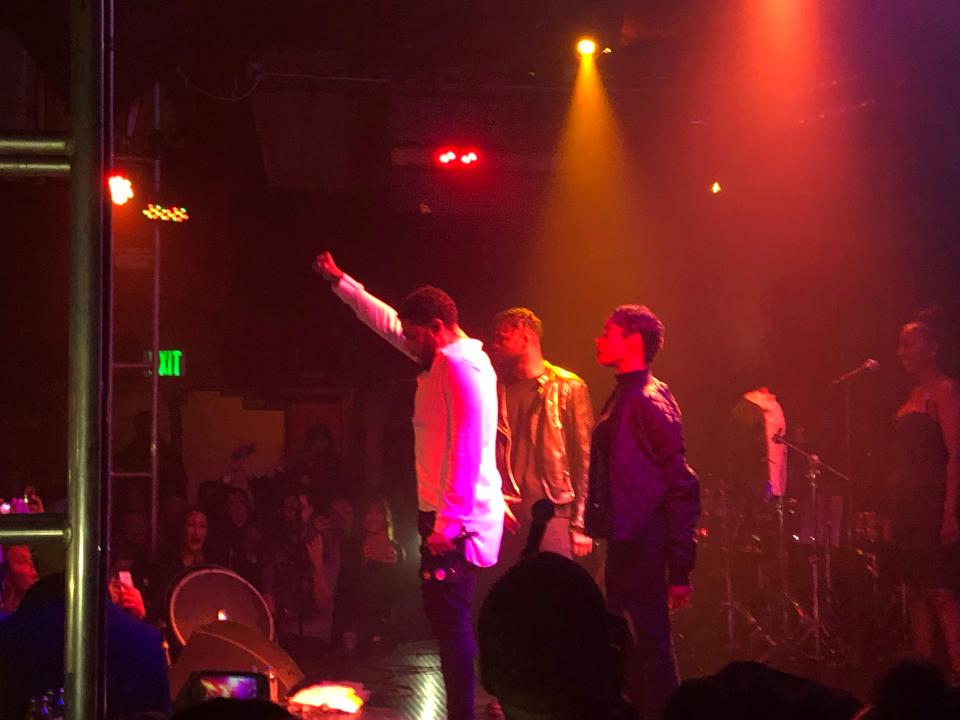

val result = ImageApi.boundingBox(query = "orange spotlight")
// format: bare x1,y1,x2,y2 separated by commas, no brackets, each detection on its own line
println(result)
711,181,722,194
108,174,134,206
576,38,598,58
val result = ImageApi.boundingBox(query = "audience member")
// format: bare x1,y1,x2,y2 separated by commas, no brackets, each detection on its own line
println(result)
853,657,955,720
135,507,213,623
0,544,39,616
478,552,639,720
0,572,170,720
262,489,331,649
663,661,861,720
334,495,403,652
209,487,264,589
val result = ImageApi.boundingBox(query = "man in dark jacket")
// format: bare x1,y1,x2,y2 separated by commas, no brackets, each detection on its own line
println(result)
585,304,700,720
490,307,595,564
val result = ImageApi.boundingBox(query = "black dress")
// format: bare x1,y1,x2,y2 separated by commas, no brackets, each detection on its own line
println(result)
891,412,960,590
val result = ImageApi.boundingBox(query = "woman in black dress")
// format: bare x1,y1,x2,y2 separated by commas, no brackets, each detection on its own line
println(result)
893,309,960,677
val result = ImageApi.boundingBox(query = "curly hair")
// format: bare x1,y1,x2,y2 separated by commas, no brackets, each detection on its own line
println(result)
397,285,459,327
609,304,665,363
493,307,543,338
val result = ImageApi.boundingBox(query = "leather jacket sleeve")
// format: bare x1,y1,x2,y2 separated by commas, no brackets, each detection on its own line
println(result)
638,387,700,586
566,379,595,529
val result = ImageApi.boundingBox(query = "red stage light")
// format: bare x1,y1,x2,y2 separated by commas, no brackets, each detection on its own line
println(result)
435,147,458,166
108,174,134,206
436,146,480,168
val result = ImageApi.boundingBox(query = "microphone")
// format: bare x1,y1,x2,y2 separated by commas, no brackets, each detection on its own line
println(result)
522,499,555,557
831,358,879,385
772,431,785,445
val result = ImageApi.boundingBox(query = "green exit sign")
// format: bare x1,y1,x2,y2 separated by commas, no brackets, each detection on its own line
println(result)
157,349,184,377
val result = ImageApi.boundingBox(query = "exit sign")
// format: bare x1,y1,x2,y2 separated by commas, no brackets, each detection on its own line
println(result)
157,349,184,377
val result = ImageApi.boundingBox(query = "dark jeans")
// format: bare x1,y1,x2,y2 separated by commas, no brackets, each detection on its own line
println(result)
605,512,679,720
419,511,479,720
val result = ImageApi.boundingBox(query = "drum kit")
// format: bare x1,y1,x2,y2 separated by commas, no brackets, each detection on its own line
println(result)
688,436,908,670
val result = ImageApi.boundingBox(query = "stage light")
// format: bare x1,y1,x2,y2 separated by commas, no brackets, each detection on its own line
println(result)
142,203,190,223
108,174,134,206
435,147,458,166
711,181,722,194
435,146,480,168
576,38,598,57
289,683,368,714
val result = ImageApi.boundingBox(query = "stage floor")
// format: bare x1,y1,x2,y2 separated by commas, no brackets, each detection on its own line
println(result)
292,640,498,720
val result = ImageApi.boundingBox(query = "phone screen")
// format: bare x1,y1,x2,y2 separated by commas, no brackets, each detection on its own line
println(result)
117,571,134,588
198,674,262,700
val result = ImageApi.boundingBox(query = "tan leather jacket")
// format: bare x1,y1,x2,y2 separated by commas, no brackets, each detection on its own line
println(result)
496,361,594,528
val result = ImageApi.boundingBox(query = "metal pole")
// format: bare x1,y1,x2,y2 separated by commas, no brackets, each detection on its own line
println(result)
0,514,67,542
0,159,71,177
149,82,161,558
66,0,112,719
0,134,70,155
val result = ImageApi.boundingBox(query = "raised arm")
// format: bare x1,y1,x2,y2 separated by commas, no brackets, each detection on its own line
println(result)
314,251,413,360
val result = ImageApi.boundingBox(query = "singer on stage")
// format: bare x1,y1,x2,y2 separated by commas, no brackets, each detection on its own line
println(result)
585,305,700,720
314,252,504,720
891,308,960,678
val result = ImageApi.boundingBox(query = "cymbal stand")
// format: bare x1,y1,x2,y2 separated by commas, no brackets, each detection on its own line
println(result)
771,434,851,661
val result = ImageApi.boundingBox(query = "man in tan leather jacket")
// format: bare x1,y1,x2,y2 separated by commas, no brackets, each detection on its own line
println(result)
490,307,595,564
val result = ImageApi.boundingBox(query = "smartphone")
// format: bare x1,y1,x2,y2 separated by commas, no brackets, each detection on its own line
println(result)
196,672,268,701
117,571,134,589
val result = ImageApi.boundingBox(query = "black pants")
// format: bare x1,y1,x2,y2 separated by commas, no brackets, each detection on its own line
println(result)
605,513,679,720
419,511,479,720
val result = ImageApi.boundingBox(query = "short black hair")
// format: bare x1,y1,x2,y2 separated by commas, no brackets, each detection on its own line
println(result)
493,307,543,339
610,304,665,363
397,286,458,327
478,553,620,715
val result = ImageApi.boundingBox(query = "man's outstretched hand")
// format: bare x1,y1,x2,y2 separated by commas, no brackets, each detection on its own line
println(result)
314,251,344,283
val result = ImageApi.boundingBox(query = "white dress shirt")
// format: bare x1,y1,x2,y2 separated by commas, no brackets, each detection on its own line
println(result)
332,273,504,567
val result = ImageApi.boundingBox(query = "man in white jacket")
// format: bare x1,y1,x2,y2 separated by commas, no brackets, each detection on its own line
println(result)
314,251,504,720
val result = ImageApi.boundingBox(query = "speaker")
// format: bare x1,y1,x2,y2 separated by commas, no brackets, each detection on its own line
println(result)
168,566,274,646
170,620,304,701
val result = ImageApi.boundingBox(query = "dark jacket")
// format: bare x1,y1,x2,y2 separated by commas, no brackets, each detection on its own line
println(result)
585,370,700,585
496,361,594,528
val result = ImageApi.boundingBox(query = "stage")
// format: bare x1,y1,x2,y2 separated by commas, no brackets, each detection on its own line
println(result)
292,640,498,720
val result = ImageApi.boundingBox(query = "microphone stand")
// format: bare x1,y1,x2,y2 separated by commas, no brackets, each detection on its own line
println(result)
772,433,850,661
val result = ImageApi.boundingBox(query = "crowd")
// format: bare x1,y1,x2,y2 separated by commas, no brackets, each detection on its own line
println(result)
105,423,400,655
1,422,403,649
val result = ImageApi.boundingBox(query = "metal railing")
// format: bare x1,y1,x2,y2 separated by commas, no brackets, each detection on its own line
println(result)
0,1,112,719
